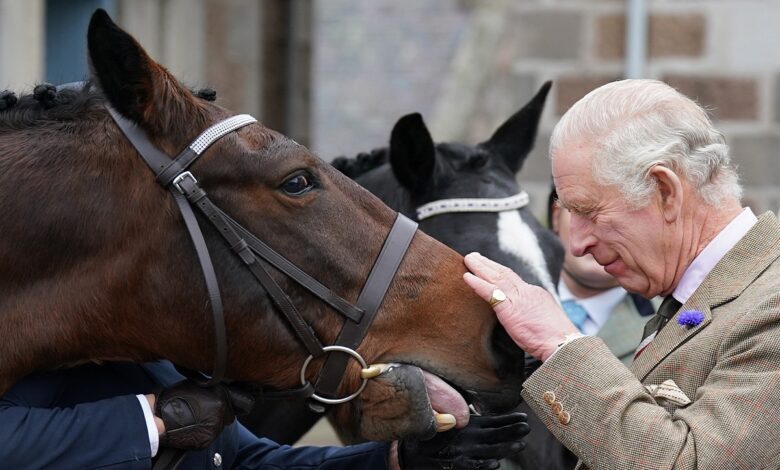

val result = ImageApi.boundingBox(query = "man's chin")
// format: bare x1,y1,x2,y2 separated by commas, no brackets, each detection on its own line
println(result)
614,276,656,298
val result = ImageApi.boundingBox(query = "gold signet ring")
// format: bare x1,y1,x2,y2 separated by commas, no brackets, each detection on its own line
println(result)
488,289,507,307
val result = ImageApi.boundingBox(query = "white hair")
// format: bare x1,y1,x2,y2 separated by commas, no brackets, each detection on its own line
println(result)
550,79,742,208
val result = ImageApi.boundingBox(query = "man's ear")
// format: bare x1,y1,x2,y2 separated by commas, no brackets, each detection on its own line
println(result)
649,165,683,223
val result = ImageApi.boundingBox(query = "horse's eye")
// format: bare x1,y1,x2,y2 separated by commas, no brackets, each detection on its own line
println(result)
468,153,488,169
281,173,314,196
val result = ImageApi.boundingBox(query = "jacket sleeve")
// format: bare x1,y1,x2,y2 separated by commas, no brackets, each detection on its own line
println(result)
521,296,780,470
232,423,390,470
0,374,152,469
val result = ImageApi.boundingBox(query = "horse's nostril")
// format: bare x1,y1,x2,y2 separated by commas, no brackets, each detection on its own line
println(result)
490,323,526,380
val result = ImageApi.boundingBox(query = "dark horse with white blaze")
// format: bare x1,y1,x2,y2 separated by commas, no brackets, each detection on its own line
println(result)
0,10,527,443
342,83,574,469
244,84,574,468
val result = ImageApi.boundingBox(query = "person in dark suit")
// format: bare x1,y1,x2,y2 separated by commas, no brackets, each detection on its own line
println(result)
548,188,658,365
0,360,529,469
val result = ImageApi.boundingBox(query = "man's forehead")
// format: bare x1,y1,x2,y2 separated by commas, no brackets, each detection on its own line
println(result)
552,150,591,186
551,146,599,207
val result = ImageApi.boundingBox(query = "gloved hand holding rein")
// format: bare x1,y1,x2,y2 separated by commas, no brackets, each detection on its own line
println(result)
154,380,255,450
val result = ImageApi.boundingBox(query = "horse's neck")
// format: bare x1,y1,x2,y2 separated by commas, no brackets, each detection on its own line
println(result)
0,253,160,393
0,138,210,393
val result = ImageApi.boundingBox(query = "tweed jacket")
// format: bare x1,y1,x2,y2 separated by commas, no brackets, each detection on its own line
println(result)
522,212,780,469
597,293,657,366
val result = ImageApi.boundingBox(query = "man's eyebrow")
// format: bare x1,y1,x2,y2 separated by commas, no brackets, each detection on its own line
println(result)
560,198,595,213
554,196,571,210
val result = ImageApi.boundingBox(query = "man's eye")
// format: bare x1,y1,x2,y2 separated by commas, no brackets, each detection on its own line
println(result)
572,208,595,219
281,174,314,196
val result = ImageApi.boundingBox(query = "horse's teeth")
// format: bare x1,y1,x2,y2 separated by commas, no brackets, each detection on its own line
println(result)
434,412,456,432
360,363,392,379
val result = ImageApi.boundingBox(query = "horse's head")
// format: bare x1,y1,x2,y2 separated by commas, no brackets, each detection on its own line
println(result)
331,86,566,441
337,83,564,296
47,10,526,440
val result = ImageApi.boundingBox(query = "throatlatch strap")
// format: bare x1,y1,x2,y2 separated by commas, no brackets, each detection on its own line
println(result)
106,108,243,384
169,189,227,384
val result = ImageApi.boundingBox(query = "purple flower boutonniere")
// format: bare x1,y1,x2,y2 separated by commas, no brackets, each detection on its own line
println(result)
677,310,705,328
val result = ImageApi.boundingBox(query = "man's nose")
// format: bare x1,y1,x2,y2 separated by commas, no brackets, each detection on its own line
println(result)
568,214,596,257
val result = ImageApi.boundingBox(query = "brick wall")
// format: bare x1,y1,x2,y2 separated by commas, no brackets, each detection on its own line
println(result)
313,0,780,217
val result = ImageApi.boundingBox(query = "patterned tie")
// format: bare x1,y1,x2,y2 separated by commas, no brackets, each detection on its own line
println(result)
641,295,682,341
562,299,589,332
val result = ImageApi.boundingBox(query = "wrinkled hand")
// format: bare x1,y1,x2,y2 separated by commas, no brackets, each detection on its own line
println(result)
398,412,530,470
155,380,254,450
463,252,578,361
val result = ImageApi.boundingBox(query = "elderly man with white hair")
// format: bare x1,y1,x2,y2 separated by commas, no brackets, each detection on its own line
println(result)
464,79,780,469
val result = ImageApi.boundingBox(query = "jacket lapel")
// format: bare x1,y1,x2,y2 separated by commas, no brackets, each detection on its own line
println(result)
631,212,780,381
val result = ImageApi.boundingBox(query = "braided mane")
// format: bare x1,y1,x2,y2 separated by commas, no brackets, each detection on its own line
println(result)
0,82,218,132
331,147,388,179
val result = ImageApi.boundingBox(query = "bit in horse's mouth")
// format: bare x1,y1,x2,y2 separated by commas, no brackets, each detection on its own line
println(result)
362,362,473,430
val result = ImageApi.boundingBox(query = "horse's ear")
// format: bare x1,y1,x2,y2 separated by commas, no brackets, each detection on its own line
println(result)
481,81,552,174
389,113,436,191
87,9,197,136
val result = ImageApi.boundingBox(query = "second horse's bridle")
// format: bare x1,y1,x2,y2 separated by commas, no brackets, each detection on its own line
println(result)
415,192,530,221
107,107,418,407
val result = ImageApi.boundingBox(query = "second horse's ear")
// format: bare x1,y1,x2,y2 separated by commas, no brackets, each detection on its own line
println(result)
481,81,552,174
389,113,436,192
87,8,201,140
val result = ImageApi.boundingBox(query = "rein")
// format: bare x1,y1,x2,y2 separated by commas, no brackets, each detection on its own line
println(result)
415,191,530,221
107,107,417,406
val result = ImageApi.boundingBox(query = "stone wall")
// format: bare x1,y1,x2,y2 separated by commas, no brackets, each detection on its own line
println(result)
0,0,44,91
313,0,780,218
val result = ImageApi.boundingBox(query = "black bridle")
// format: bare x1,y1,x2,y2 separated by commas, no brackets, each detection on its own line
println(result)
107,107,418,406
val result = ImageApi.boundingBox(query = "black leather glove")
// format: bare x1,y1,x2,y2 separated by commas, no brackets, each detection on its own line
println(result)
398,412,529,470
155,380,254,450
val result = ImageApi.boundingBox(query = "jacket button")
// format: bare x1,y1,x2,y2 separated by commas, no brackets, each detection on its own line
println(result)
558,411,571,425
543,391,556,404
213,452,222,467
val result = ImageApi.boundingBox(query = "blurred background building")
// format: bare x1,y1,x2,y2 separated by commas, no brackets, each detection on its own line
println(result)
2,0,778,216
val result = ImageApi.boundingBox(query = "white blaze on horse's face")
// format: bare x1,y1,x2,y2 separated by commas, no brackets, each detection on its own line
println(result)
497,210,560,302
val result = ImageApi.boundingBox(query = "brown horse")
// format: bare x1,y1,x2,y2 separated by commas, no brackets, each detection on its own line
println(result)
0,10,525,441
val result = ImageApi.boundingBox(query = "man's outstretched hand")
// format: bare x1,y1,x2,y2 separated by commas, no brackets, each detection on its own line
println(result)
398,412,530,469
